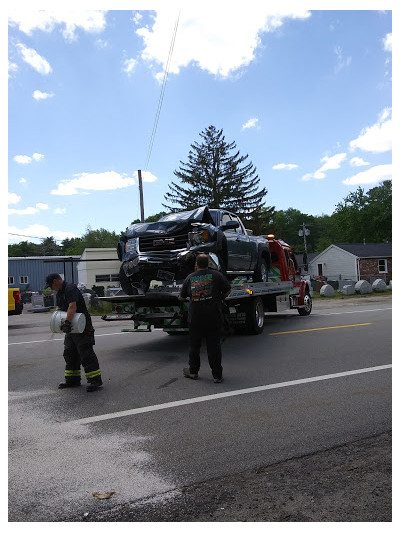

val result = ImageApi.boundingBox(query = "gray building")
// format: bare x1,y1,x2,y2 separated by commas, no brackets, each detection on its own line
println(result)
8,256,80,292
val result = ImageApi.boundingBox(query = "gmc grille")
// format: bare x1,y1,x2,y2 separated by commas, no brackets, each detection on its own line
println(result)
139,233,188,252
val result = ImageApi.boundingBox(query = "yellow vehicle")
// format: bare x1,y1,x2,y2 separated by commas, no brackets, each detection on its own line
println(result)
8,288,23,315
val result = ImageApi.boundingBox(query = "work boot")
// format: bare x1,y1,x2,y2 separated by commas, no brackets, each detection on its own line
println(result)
86,379,103,392
58,381,81,389
213,377,224,383
183,367,198,380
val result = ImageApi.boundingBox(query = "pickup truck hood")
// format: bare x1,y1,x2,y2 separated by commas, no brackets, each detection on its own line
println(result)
125,206,215,238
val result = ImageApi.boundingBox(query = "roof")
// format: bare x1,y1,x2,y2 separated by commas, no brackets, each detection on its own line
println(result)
334,243,392,258
8,255,80,260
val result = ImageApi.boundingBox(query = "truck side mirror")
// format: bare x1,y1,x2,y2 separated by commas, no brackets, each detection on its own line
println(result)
221,220,239,231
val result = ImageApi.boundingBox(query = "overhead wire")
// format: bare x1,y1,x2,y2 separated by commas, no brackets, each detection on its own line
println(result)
143,11,180,172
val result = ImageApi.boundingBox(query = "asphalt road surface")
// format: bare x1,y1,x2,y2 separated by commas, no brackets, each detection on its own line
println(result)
8,295,392,522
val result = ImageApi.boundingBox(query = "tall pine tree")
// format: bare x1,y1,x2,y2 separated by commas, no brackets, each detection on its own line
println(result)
163,125,268,215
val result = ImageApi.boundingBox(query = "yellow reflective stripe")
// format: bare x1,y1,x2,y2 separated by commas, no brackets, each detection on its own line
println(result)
85,369,101,378
65,370,81,376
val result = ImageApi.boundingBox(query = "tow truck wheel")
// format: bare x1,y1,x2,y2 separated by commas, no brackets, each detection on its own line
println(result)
298,292,312,316
245,296,265,334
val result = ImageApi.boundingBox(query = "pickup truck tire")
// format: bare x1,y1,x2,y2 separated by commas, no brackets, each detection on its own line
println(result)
298,292,312,316
245,296,265,334
253,258,268,283
119,266,134,295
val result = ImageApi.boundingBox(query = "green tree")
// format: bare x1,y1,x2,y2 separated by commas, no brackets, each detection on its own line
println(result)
130,211,168,225
39,237,62,256
8,240,40,257
163,125,268,215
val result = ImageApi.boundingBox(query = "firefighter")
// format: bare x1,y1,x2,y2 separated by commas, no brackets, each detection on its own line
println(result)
178,254,231,383
45,273,102,392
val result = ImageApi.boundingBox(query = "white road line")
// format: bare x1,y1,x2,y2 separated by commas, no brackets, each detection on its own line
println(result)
67,364,392,426
314,307,391,316
8,331,129,346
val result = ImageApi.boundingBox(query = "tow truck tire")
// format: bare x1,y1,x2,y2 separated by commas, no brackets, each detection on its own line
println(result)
118,265,134,295
253,258,268,283
245,296,265,334
298,292,312,316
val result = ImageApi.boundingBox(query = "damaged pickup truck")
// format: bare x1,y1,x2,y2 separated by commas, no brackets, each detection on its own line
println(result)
117,206,270,295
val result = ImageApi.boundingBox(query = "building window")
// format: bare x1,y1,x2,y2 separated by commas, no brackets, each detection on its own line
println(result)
19,276,29,284
378,259,388,274
317,263,323,276
8,276,14,285
110,274,120,281
95,274,111,282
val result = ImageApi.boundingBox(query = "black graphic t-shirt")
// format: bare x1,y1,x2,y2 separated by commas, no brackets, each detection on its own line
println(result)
180,268,231,321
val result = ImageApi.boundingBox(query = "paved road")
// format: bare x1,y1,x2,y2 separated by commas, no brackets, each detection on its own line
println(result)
8,296,392,521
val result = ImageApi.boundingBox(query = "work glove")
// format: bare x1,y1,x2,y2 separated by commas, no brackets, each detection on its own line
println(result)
60,320,72,334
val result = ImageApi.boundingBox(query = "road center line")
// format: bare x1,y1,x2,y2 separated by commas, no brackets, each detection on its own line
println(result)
269,323,372,335
66,364,391,426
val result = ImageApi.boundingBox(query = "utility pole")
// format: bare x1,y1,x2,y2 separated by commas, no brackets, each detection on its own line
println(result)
138,169,145,222
298,222,310,272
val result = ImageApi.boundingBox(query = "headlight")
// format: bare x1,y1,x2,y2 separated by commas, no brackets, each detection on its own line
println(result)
189,229,210,245
125,238,138,253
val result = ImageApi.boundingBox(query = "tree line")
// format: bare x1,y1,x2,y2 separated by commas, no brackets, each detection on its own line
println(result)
8,126,391,258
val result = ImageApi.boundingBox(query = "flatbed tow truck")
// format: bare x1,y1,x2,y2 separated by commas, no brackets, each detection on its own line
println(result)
100,235,313,335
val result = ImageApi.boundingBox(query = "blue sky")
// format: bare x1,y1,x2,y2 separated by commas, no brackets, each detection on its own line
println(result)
7,5,392,245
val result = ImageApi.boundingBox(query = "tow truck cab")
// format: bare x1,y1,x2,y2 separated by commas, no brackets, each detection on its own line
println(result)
264,235,301,283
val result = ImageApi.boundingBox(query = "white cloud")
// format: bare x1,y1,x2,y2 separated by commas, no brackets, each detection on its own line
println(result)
242,118,259,130
51,170,137,196
123,58,137,76
272,163,299,170
16,43,52,74
133,170,158,183
8,60,18,77
302,153,347,181
349,108,392,153
333,45,352,74
8,193,21,205
349,157,370,167
8,202,49,216
383,33,392,52
136,8,311,78
36,203,49,210
54,208,67,215
13,152,44,164
8,224,78,244
19,178,27,184
342,164,392,186
33,90,54,101
8,11,107,41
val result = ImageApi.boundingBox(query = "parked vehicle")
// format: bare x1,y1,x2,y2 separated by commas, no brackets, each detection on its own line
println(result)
8,288,23,316
117,206,270,295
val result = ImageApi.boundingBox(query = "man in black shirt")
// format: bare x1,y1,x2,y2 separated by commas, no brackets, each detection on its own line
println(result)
45,273,102,392
179,254,231,383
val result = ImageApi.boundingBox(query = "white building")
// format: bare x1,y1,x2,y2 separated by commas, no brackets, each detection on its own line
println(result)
77,248,121,289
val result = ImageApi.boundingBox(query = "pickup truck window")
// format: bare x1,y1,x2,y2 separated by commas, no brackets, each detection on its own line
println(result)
231,215,245,235
221,213,235,231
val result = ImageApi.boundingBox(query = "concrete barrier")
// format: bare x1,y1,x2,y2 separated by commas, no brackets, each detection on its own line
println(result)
320,284,335,297
355,280,372,294
372,279,387,292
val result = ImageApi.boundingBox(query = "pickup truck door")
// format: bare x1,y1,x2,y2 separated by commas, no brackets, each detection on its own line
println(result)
222,213,251,270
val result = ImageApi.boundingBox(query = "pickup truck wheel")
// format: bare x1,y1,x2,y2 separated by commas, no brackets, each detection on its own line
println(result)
245,296,265,334
253,258,268,282
118,265,134,295
298,293,312,316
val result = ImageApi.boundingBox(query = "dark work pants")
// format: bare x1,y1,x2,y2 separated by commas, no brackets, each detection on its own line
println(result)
188,316,223,379
63,331,102,384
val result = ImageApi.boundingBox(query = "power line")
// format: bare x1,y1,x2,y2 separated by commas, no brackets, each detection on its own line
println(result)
144,11,180,171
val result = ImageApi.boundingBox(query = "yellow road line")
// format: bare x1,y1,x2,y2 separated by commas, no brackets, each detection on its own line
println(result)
269,323,372,335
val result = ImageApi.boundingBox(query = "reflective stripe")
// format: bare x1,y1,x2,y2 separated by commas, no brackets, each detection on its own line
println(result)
85,369,101,378
268,266,281,282
65,370,81,376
